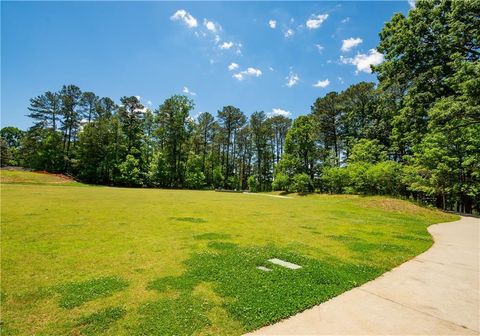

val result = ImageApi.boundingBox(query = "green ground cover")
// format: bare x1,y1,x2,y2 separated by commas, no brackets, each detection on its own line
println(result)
0,171,457,335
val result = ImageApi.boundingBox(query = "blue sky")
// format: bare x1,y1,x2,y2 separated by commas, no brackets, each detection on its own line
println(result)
1,1,412,130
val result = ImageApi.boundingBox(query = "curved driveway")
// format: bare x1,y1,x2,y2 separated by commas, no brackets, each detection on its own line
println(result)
248,216,480,335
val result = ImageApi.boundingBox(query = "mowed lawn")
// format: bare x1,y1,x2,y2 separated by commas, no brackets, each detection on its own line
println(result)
1,171,457,335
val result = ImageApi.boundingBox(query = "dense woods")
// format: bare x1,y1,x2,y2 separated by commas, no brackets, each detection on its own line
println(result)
1,1,479,213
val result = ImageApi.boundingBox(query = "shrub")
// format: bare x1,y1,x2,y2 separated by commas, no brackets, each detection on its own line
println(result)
321,167,350,193
344,162,371,194
247,175,259,192
116,155,142,187
272,173,290,191
291,173,312,193
365,161,404,195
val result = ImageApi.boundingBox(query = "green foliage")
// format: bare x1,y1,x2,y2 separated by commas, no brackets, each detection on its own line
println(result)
364,161,404,195
0,127,24,166
321,167,350,194
185,154,206,189
247,175,259,192
1,138,12,166
57,276,128,309
348,139,387,164
20,129,64,172
271,173,290,191
291,173,312,193
375,0,479,156
156,95,194,188
278,116,318,177
116,154,142,187
76,306,126,336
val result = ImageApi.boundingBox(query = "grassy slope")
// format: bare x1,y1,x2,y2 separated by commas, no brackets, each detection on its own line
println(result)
1,171,458,335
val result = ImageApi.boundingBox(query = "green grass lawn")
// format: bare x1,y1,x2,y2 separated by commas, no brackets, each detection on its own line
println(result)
0,171,457,335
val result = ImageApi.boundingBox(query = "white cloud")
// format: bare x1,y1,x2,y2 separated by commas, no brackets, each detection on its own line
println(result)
341,37,363,52
341,17,350,24
269,66,274,71
203,19,217,32
285,71,299,87
269,20,277,29
214,35,221,44
232,67,262,81
135,95,141,100
284,28,294,38
228,62,239,71
408,0,416,8
340,49,384,73
269,108,291,117
147,100,152,105
337,77,344,84
313,79,330,88
170,9,198,28
306,14,328,29
315,44,324,53
183,86,197,96
219,41,234,49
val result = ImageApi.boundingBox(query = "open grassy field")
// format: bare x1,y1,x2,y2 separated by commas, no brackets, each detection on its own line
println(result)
0,170,457,335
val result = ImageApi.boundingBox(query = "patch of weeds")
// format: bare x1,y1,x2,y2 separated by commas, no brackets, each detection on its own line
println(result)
170,217,207,223
194,232,231,240
145,245,381,333
76,306,126,336
135,294,211,335
393,233,430,242
57,276,128,309
207,241,237,250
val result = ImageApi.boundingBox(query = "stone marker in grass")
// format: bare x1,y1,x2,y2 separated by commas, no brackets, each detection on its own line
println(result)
268,258,302,270
256,266,272,272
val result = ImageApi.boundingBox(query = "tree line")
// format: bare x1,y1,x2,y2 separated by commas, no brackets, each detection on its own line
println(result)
1,0,479,213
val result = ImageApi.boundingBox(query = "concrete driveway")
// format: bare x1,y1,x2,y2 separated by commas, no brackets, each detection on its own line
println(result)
247,216,480,335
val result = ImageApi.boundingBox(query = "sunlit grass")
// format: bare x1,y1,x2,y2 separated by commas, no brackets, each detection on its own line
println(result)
1,171,457,335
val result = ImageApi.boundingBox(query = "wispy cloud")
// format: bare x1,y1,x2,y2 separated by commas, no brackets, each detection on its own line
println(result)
341,37,363,52
269,20,277,29
203,19,219,33
306,14,328,29
313,79,330,88
341,17,350,24
269,108,291,117
219,41,234,49
284,28,294,38
340,49,384,73
315,44,324,53
183,86,197,96
408,0,416,8
170,9,198,28
232,67,262,81
285,71,299,87
228,62,239,71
